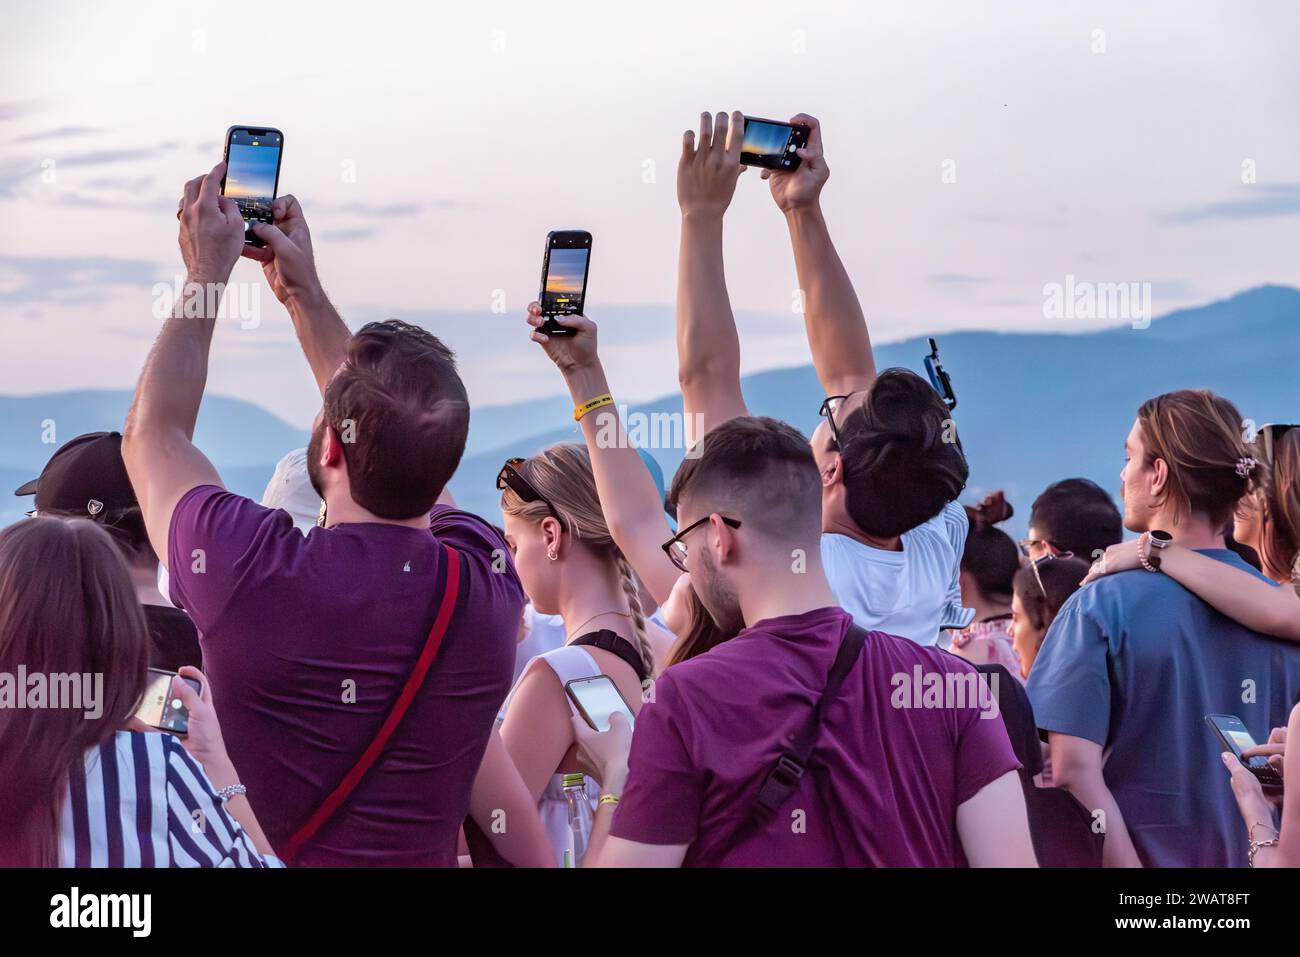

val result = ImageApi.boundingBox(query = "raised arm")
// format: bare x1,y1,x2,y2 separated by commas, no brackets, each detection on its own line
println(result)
242,195,351,397
526,306,682,605
765,114,876,397
1084,539,1300,642
122,163,238,567
676,111,749,445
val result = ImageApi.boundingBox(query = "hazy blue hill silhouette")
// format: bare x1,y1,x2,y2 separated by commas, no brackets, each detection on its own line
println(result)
449,285,1300,536
0,391,309,525
2,286,1295,535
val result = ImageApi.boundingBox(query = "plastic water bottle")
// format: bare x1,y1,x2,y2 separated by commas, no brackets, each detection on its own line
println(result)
562,772,593,867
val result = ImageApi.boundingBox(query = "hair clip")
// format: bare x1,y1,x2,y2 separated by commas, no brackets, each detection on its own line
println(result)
1236,456,1258,479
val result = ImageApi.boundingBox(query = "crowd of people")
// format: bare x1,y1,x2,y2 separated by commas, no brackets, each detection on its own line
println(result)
1,111,1298,868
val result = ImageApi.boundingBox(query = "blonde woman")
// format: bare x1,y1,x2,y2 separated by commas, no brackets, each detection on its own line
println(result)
487,444,673,865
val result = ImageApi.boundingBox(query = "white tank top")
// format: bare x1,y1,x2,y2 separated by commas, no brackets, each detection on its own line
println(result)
502,644,604,867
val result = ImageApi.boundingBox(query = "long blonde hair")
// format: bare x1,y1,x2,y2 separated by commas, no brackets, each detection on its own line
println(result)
500,443,655,679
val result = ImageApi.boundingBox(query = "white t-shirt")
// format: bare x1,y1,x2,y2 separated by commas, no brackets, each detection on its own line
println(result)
820,500,974,645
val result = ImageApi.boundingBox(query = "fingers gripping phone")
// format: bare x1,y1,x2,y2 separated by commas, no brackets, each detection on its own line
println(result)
221,126,284,248
538,230,592,337
740,116,810,170
1206,713,1284,789
565,675,635,732
136,668,203,735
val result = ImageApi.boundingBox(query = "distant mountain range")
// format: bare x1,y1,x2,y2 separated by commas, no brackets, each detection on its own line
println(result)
3,285,1297,535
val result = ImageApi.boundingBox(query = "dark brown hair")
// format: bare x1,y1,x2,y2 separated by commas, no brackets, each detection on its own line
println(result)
838,369,968,538
1013,556,1090,634
1136,390,1253,528
319,320,469,519
668,416,821,542
0,518,149,866
1029,478,1122,562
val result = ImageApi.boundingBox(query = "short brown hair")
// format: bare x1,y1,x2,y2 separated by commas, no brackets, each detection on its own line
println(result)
1136,389,1253,528
322,320,469,519
668,416,821,541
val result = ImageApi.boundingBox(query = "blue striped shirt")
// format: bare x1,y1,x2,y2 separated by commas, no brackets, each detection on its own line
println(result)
58,731,283,868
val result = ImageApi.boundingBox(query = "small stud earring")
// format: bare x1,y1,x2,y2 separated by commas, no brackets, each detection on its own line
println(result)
547,551,558,561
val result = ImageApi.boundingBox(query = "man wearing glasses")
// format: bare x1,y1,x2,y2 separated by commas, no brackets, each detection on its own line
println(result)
581,415,1036,868
673,111,973,646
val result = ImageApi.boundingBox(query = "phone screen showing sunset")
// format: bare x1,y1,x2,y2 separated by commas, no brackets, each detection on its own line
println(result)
224,131,281,224
542,247,589,314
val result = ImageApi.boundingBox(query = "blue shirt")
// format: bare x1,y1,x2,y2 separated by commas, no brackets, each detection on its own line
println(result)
1027,549,1300,867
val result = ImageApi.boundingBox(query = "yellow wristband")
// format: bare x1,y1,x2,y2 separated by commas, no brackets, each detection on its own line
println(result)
598,793,621,808
575,393,614,422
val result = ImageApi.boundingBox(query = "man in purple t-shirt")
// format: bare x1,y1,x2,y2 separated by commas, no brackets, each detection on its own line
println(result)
123,169,521,864
576,417,1035,867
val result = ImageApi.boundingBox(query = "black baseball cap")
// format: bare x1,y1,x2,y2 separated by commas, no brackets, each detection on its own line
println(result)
14,431,139,518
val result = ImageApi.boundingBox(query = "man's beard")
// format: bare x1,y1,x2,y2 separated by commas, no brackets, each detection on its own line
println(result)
692,548,746,636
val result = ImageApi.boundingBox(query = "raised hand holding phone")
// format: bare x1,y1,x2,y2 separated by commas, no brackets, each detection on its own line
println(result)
761,112,828,213
527,301,599,375
678,110,745,218
243,195,320,304
176,162,246,285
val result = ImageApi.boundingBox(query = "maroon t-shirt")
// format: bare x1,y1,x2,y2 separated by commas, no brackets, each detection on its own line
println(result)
610,607,1020,867
168,486,522,866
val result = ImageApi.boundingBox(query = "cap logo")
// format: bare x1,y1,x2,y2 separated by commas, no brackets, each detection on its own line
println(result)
86,499,104,516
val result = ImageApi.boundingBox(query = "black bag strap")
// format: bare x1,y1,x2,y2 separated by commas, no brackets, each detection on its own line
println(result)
750,623,868,820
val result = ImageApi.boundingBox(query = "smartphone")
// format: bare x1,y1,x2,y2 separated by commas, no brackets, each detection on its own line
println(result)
924,337,958,411
565,675,635,733
740,116,809,170
1206,713,1284,789
221,126,284,248
538,230,592,337
136,668,202,735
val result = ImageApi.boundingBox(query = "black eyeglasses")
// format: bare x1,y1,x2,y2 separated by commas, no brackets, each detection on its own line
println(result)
819,395,849,448
496,457,560,521
661,514,742,571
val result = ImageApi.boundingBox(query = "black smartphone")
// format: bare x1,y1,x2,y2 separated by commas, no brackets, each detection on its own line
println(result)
565,675,635,732
1206,713,1284,789
740,116,809,170
538,230,592,337
135,668,203,735
221,126,284,248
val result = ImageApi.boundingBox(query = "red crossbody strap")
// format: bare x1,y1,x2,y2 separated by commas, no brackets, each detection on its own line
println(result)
280,543,462,864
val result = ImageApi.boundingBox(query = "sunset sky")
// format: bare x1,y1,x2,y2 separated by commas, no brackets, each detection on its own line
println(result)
3,1,1299,427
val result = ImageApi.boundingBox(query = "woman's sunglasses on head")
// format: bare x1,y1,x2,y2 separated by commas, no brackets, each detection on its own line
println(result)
496,457,561,522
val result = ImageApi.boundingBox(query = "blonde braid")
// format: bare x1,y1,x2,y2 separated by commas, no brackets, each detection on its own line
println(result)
614,551,655,681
